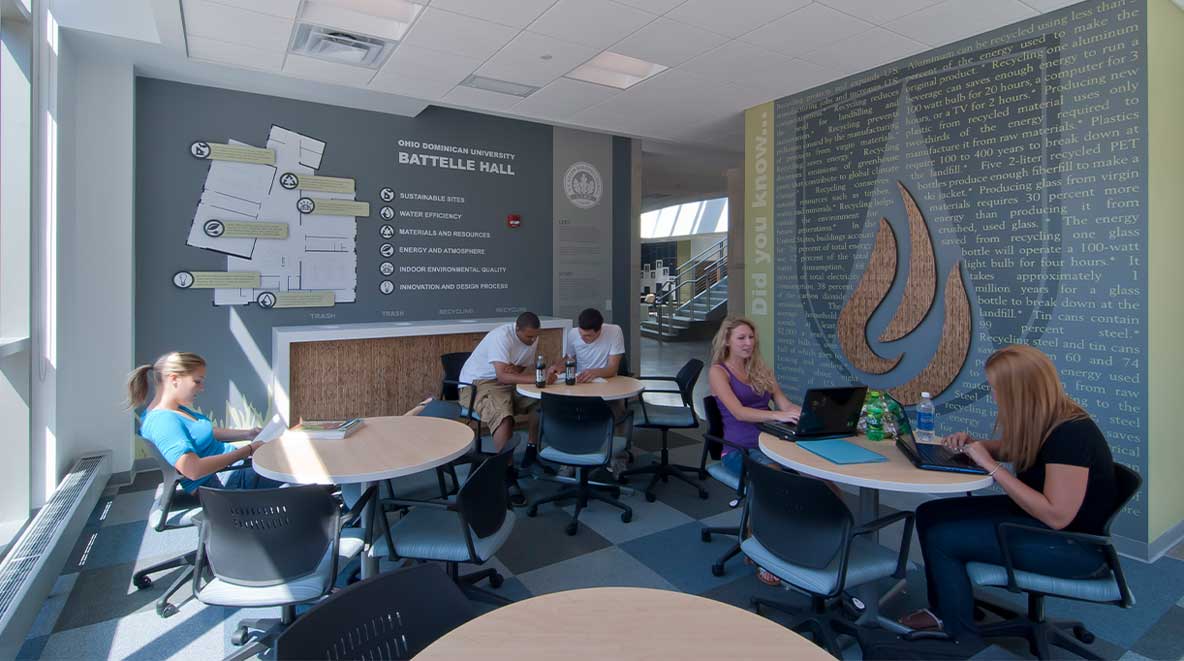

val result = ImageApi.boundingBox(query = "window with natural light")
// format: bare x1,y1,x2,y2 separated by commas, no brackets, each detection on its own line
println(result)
640,197,727,240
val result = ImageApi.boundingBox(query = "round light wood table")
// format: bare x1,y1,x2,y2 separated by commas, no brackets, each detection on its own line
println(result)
413,587,831,660
516,375,644,400
253,416,474,577
759,432,994,630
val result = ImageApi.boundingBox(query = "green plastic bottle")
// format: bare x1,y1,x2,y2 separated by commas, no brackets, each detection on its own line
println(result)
865,390,885,441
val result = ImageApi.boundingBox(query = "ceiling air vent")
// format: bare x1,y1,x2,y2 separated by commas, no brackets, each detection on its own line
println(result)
289,23,396,69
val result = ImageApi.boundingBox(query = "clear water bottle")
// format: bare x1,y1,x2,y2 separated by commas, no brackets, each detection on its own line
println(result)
915,391,936,444
535,355,546,388
564,355,576,386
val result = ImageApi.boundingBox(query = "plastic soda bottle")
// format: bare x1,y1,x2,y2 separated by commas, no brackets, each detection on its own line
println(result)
865,390,885,441
535,355,547,388
564,355,576,386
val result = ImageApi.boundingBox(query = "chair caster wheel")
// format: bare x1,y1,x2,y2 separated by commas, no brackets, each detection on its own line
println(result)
620,511,632,523
701,530,712,542
527,506,538,517
134,575,153,590
510,493,527,507
711,564,725,577
1073,625,1095,644
565,522,578,536
698,490,709,500
157,603,178,619
644,492,656,503
728,498,741,508
489,573,504,588
231,626,250,646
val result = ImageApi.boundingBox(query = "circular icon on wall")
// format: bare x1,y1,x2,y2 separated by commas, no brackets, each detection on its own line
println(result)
380,243,395,258
189,141,211,159
172,271,195,289
256,292,277,309
279,172,299,190
563,161,602,210
380,224,395,239
379,280,395,295
380,206,394,220
203,220,226,238
296,197,316,214
379,187,395,202
380,261,395,276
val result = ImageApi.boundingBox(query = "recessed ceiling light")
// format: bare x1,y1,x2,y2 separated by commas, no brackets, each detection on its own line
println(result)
459,75,540,98
565,51,667,90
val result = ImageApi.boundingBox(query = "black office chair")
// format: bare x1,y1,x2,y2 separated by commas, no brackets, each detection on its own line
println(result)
273,563,475,660
697,395,749,577
966,464,1140,660
620,358,708,502
527,393,633,535
427,383,526,504
440,351,479,422
194,484,374,661
742,459,914,656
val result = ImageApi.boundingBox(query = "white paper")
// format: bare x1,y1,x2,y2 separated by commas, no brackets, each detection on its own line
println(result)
254,414,287,442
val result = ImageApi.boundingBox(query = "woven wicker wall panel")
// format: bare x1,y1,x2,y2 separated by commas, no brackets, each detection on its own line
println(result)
879,182,936,342
836,217,902,375
289,328,564,422
888,263,971,405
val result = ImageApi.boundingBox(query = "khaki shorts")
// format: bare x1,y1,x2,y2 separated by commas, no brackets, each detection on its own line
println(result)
459,380,538,433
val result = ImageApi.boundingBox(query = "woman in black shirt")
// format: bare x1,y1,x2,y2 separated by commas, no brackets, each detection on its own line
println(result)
900,345,1118,639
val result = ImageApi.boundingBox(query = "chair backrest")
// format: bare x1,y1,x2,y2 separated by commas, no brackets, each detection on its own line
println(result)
675,359,705,407
1104,464,1143,536
456,451,512,539
198,484,339,587
746,459,852,570
273,563,475,660
539,392,616,460
617,354,631,377
439,352,472,401
702,395,724,461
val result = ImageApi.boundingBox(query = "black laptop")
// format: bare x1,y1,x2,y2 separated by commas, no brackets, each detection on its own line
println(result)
758,386,868,441
884,393,987,475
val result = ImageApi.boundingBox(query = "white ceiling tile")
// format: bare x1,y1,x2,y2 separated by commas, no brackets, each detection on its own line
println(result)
883,0,1038,47
402,8,520,61
380,44,482,86
512,77,621,118
186,34,286,71
528,0,657,50
183,0,295,51
429,0,558,28
799,26,926,75
678,40,791,85
743,3,874,57
443,85,525,111
1020,0,1084,11
613,0,687,13
475,31,596,87
815,0,944,25
610,17,728,67
282,53,378,86
666,0,811,38
369,70,457,99
208,0,302,20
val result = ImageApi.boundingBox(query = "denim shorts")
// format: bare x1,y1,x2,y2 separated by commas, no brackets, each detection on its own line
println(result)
721,447,779,474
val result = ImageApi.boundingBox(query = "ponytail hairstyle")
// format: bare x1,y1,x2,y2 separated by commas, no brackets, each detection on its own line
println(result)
126,352,206,410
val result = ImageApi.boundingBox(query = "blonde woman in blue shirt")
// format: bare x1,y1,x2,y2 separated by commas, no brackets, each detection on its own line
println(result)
128,351,282,491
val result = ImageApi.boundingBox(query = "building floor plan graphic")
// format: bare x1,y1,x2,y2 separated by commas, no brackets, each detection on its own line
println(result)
186,125,358,306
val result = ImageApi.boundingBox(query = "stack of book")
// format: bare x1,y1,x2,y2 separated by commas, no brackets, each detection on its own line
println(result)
284,417,364,440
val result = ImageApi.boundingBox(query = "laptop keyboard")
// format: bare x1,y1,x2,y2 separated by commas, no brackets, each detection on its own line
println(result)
919,443,973,466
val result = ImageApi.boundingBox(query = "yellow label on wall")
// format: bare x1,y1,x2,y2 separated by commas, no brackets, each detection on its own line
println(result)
292,174,355,194
744,102,775,364
299,198,370,217
206,220,288,239
177,271,262,289
199,142,275,165
274,291,336,308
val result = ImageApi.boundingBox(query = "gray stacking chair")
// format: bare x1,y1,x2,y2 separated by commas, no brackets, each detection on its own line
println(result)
193,483,374,661
742,459,914,656
967,464,1139,660
621,358,708,501
526,392,633,535
697,395,749,577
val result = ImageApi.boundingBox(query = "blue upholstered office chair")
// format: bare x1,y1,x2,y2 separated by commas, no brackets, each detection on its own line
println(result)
966,464,1140,660
697,396,748,577
421,397,526,504
193,484,374,661
742,459,914,656
527,392,633,535
620,358,708,502
373,452,516,604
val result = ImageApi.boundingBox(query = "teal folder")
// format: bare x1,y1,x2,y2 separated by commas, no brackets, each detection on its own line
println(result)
797,439,888,465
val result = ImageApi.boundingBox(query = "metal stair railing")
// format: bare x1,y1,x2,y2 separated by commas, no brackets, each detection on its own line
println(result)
651,237,728,341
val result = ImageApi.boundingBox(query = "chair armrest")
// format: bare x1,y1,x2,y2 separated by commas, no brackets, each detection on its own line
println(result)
852,511,915,579
443,379,478,419
379,497,453,511
339,485,377,530
638,375,679,382
995,522,1130,604
705,432,751,453
640,389,682,396
214,459,252,473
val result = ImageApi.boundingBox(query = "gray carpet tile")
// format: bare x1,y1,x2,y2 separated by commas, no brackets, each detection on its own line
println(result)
492,508,613,575
621,521,752,595
99,489,159,529
53,557,188,633
26,573,77,638
515,546,677,595
559,493,694,545
1131,606,1184,661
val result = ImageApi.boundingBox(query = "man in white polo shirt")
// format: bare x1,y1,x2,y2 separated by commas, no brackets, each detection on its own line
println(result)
458,312,555,457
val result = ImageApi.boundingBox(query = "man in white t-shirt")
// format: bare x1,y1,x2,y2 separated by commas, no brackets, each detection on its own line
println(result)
562,308,625,381
458,312,556,455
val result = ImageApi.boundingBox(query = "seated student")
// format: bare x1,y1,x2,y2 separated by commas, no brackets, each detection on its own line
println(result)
901,345,1116,640
562,308,625,382
707,316,801,475
458,311,555,462
128,352,281,491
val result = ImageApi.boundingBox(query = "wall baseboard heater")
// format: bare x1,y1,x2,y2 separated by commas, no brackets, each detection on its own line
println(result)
0,453,110,658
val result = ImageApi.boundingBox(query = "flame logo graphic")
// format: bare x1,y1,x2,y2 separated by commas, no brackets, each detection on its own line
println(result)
836,181,972,405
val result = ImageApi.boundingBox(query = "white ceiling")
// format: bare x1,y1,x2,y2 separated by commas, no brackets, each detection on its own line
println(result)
54,0,1084,152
